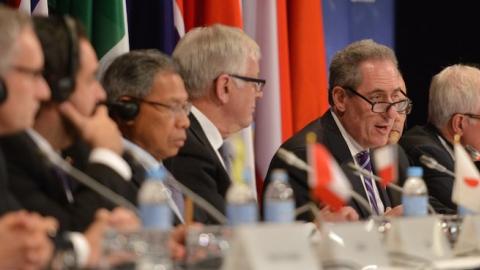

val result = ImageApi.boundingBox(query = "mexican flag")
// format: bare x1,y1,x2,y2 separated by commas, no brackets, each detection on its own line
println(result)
48,0,129,75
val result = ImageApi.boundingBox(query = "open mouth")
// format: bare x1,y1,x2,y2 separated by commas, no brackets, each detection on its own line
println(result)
374,124,390,135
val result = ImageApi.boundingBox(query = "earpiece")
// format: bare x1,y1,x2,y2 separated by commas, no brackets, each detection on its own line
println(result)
107,99,140,121
47,16,78,102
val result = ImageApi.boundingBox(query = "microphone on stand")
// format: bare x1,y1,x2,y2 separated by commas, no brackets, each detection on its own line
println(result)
465,145,480,162
123,139,228,225
276,148,374,217
26,129,139,214
347,162,436,215
419,155,455,177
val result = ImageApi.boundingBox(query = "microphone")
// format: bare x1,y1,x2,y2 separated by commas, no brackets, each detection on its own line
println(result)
419,155,455,177
465,145,480,161
277,148,312,172
276,148,374,217
122,139,228,225
347,162,436,214
26,129,139,214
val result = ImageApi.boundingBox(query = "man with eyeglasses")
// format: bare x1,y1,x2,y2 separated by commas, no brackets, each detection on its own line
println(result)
0,16,143,267
0,6,57,269
400,64,480,214
266,39,411,220
163,24,264,224
103,50,190,219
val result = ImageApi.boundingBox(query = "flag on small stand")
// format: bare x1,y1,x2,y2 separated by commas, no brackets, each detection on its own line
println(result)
307,133,351,210
452,142,480,211
373,144,398,186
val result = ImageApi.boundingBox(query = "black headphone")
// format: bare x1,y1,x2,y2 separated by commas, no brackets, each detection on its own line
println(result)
107,98,140,121
0,78,7,104
48,16,79,102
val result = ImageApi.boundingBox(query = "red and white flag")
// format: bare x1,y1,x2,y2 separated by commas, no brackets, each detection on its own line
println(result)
373,144,398,186
452,143,480,211
307,141,351,210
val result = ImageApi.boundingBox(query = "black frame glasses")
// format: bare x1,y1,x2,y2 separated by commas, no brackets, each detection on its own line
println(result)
133,97,192,117
229,74,266,93
461,113,480,120
343,87,413,114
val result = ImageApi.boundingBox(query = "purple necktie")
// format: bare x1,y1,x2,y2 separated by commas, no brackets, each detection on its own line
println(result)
355,151,380,214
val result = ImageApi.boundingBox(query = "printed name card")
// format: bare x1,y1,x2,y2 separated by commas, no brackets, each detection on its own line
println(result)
317,219,389,268
386,216,452,261
222,223,321,270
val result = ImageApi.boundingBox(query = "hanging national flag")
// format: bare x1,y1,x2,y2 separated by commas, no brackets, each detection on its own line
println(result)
5,0,48,15
307,135,352,210
372,144,398,186
49,0,129,75
288,0,329,132
452,143,480,211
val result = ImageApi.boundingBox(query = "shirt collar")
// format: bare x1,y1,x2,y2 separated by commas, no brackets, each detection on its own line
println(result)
331,110,367,158
191,106,224,150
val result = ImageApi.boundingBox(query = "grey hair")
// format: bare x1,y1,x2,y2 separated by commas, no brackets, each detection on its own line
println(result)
102,49,179,101
0,5,31,75
328,39,399,105
172,24,260,100
428,64,480,128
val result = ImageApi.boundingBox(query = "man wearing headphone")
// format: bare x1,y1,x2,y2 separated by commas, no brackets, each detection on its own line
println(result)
0,15,141,267
0,5,56,269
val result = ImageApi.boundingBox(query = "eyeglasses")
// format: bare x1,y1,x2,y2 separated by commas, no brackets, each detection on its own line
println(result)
343,87,413,114
135,97,192,117
461,113,480,120
11,65,44,79
229,74,266,93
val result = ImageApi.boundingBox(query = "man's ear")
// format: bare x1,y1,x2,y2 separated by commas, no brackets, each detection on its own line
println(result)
332,86,347,112
451,113,465,136
214,74,230,105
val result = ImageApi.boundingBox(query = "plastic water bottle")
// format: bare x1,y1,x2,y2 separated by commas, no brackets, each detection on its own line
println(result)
264,169,295,223
138,166,173,229
402,166,428,216
226,171,258,226
137,166,173,270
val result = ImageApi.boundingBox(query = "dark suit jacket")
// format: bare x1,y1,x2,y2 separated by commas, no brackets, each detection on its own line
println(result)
163,114,230,224
264,111,408,221
0,132,141,232
399,124,458,214
0,145,22,216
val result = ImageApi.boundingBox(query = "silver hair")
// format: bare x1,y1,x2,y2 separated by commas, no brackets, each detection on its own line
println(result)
172,24,260,100
102,49,179,101
0,5,31,75
428,64,480,128
328,39,399,105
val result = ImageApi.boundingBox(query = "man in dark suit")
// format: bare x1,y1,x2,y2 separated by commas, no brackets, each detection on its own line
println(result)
0,16,142,268
102,50,191,221
265,39,410,220
0,6,55,269
400,64,480,214
163,24,264,224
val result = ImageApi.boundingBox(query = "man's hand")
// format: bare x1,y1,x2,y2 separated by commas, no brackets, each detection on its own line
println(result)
59,103,123,154
0,211,57,270
384,205,403,217
319,205,360,223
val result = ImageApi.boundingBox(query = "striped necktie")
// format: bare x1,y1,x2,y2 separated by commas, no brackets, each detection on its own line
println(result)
355,150,379,214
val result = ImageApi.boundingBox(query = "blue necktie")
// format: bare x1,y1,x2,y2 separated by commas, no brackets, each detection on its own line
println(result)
355,151,380,214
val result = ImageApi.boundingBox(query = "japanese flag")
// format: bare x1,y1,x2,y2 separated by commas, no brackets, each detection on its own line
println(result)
452,143,480,211
373,144,398,186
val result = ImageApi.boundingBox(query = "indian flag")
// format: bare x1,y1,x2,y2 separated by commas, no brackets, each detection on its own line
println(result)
48,0,129,76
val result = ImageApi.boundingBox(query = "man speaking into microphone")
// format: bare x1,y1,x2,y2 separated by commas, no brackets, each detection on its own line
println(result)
265,40,410,221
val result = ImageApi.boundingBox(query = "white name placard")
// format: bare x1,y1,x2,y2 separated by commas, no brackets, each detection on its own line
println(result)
222,223,321,270
386,216,452,262
317,219,389,268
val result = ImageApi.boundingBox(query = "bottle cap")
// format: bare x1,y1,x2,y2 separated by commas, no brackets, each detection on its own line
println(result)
146,165,166,181
271,169,288,182
407,166,423,177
